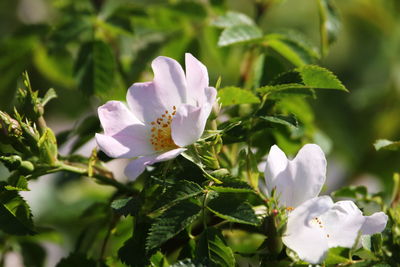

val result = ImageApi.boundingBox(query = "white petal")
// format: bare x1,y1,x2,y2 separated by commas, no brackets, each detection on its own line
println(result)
320,200,365,248
204,87,217,109
185,53,209,105
124,148,186,180
283,196,333,264
171,104,209,147
97,101,154,158
361,212,388,235
290,144,327,207
263,145,290,200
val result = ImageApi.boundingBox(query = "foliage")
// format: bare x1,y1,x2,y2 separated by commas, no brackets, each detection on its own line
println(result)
0,0,399,266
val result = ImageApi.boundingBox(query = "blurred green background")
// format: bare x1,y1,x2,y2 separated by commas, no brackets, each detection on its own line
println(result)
0,0,399,264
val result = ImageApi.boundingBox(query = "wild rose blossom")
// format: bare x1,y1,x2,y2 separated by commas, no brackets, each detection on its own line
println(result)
283,196,388,264
95,53,217,180
260,144,387,263
259,144,327,208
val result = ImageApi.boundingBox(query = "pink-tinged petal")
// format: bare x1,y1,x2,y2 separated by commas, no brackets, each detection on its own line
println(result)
152,56,187,104
124,148,186,180
154,148,187,161
290,144,327,207
96,133,132,158
171,104,209,147
321,200,365,248
98,101,142,136
96,127,153,158
361,212,388,235
127,57,188,124
97,101,154,158
127,82,169,124
283,196,333,264
124,155,156,181
185,53,209,105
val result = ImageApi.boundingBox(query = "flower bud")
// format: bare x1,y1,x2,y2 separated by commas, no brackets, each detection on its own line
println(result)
0,111,22,140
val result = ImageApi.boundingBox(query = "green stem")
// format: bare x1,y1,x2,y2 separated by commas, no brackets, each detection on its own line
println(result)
55,161,137,195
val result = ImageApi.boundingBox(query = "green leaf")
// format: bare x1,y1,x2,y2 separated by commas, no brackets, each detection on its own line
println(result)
56,253,98,267
146,200,202,250
111,197,141,217
374,139,400,151
218,25,262,47
195,227,235,267
0,191,35,235
260,115,298,129
208,176,254,193
74,40,116,96
5,174,29,191
169,259,206,267
257,65,347,97
317,0,341,56
207,193,260,225
264,33,319,67
257,83,315,97
41,88,57,107
297,65,348,91
152,180,203,213
324,247,349,265
331,186,367,199
118,222,150,267
20,241,46,267
218,87,260,106
212,11,255,28
38,127,58,165
70,115,101,153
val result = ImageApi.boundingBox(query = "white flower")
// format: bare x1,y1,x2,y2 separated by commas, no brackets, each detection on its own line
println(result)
95,53,217,180
259,144,327,208
282,196,388,264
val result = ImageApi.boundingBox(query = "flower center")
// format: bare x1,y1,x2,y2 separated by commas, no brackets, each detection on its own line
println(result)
149,106,179,151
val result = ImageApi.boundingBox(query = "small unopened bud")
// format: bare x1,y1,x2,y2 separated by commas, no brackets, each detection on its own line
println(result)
272,209,279,216
0,111,22,139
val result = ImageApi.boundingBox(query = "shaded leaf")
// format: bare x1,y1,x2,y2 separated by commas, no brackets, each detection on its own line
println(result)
170,258,207,267
208,176,254,193
146,200,202,250
207,193,260,225
20,241,46,267
56,253,97,267
195,227,235,267
152,180,203,212
111,197,141,217
218,87,260,106
118,222,150,267
74,40,115,96
218,25,262,47
260,115,298,129
264,33,319,66
0,191,35,235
